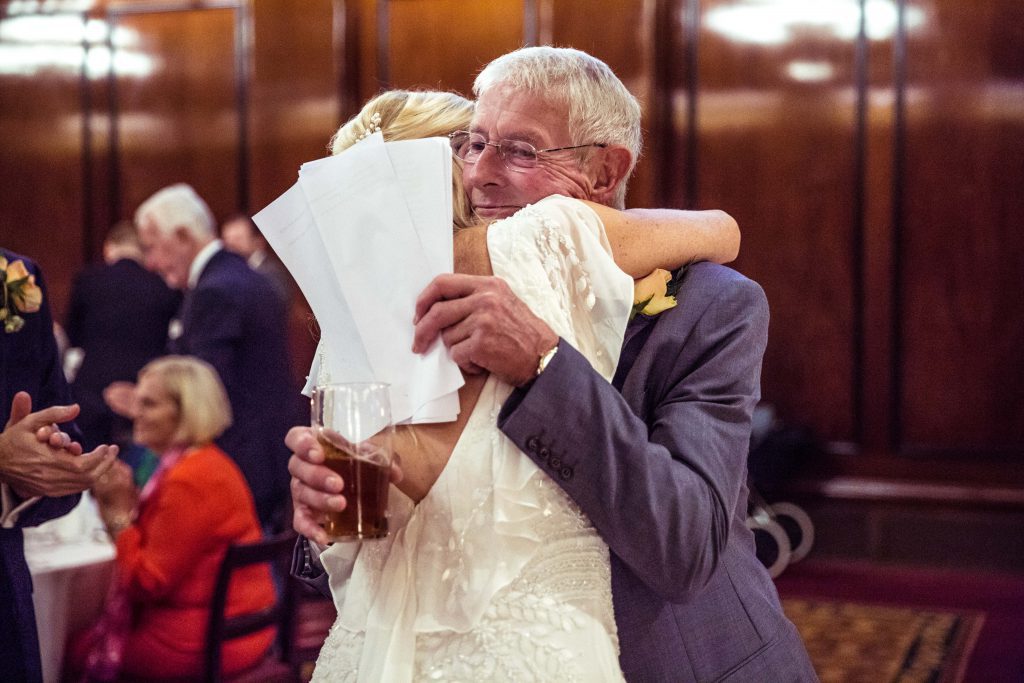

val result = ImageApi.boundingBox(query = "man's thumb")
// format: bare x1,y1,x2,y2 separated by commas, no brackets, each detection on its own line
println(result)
6,391,32,428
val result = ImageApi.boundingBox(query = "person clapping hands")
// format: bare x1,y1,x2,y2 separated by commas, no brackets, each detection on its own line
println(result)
0,391,118,502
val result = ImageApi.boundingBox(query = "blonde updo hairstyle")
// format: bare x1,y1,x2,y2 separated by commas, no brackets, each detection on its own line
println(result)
328,90,476,230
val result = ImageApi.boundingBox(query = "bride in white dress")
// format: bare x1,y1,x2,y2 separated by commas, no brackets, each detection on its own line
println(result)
305,91,740,682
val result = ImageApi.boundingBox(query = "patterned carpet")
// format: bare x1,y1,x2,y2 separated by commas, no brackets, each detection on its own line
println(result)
783,598,985,683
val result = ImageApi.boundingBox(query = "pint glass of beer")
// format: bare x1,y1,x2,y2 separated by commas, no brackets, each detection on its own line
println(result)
311,383,394,541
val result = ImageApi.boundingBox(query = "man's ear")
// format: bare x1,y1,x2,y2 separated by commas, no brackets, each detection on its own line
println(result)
589,145,633,204
172,225,193,246
172,225,200,258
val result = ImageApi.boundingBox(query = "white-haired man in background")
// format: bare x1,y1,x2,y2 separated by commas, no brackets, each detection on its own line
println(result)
111,183,297,530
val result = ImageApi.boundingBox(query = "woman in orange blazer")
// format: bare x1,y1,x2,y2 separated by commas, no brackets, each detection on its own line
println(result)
71,355,275,679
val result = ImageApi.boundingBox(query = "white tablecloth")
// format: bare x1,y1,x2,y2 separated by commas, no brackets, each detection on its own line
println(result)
24,493,116,683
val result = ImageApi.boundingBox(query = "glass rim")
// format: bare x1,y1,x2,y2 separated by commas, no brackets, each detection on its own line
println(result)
312,381,391,392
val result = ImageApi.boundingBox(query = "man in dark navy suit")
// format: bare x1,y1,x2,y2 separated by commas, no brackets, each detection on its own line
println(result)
1,248,117,683
220,213,293,307
66,221,181,451
131,184,297,530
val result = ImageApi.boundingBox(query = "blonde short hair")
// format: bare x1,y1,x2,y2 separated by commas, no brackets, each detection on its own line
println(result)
138,355,232,447
329,90,476,229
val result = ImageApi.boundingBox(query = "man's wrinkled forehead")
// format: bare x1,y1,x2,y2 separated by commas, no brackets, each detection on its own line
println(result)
470,86,568,143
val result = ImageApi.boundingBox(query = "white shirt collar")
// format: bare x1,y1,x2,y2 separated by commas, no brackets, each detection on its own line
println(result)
188,239,222,289
247,249,267,270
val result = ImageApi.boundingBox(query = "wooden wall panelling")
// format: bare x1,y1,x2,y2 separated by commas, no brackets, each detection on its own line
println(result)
860,0,899,454
0,10,88,320
345,0,380,107
695,0,861,443
248,0,338,380
106,3,242,225
656,0,697,211
380,0,526,97
249,0,338,210
899,0,1024,457
83,8,114,265
333,0,364,122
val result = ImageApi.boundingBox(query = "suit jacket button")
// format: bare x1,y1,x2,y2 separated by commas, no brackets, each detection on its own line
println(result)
549,456,561,470
560,466,573,481
526,436,540,452
538,447,551,462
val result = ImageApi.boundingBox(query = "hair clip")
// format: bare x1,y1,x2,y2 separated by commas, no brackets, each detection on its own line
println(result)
356,112,382,141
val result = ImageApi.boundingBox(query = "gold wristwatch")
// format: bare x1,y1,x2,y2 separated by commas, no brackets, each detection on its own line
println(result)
536,343,559,377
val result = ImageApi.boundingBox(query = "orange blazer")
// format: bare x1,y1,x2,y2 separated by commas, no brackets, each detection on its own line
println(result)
114,443,275,678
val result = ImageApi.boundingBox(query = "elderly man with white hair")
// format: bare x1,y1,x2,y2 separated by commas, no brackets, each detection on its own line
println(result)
438,47,815,681
432,48,816,682
128,183,296,530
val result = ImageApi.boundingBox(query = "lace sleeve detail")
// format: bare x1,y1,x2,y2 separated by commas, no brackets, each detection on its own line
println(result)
536,212,597,312
487,196,633,381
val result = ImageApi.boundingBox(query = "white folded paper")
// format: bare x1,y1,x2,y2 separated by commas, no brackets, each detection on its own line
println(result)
253,133,463,426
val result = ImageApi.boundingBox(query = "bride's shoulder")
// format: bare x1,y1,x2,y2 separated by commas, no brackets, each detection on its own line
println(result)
521,194,596,219
495,195,605,241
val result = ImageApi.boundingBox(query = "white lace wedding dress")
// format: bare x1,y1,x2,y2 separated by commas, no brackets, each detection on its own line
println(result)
312,196,634,682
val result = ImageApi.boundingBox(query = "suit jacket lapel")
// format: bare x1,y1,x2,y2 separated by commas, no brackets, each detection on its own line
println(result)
613,314,656,392
613,266,687,400
172,251,221,354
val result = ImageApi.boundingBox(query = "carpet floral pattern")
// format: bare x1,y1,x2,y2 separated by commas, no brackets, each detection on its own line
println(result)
782,598,984,682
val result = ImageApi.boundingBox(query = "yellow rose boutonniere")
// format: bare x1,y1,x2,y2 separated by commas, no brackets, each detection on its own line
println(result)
1,255,44,333
631,268,678,321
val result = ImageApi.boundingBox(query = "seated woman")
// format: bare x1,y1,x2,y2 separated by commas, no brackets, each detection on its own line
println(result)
301,90,742,681
69,355,276,680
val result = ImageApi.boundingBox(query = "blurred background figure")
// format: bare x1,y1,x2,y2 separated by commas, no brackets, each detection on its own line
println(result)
130,183,298,531
1,248,117,683
69,355,276,681
220,213,292,307
65,220,181,460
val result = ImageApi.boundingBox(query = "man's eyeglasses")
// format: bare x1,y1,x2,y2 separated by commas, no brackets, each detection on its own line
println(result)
448,131,606,172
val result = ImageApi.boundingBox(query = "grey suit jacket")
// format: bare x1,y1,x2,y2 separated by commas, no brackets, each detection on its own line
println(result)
499,262,817,682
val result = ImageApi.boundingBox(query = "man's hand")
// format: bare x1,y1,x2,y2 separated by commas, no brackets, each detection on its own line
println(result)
288,426,344,546
413,274,558,387
103,381,136,418
0,392,118,498
34,422,82,455
92,460,138,528
287,425,402,546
